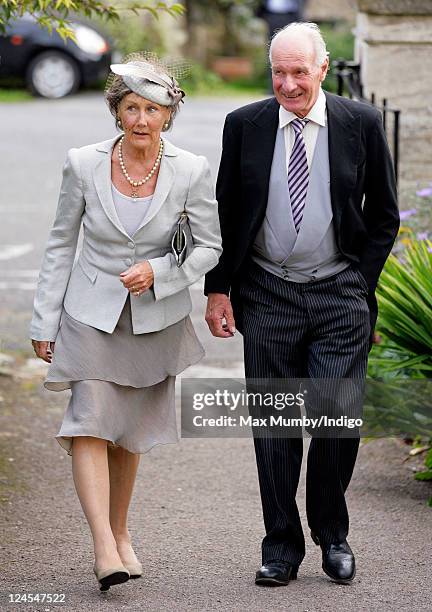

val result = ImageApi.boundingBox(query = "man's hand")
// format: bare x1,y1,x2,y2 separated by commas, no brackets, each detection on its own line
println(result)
205,293,236,338
32,340,55,363
120,260,154,296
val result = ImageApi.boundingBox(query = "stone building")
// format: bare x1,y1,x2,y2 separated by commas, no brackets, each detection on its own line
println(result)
355,0,432,187
306,0,356,23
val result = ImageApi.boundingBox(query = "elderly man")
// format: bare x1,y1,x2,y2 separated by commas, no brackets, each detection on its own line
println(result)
205,23,399,585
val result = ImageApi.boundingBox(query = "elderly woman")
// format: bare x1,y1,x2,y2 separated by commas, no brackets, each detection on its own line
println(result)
30,56,221,592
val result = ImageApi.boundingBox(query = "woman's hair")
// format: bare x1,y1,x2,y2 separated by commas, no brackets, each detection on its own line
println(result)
105,60,180,131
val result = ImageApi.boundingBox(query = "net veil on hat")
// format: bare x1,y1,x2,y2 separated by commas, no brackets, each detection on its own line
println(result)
106,52,187,106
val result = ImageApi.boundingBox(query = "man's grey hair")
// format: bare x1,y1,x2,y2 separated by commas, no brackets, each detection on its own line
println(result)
269,22,329,68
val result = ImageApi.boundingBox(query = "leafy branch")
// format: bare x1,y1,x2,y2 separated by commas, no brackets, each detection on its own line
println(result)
0,1,184,41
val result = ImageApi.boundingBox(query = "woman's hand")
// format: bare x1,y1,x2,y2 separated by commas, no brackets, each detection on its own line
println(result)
120,260,154,296
32,340,55,363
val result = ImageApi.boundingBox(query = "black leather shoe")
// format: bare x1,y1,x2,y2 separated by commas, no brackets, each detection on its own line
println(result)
311,531,356,584
255,560,298,586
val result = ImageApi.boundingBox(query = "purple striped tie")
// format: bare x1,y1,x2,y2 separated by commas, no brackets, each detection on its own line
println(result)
288,118,309,232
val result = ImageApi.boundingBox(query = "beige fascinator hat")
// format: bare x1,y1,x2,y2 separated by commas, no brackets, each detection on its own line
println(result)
107,51,187,106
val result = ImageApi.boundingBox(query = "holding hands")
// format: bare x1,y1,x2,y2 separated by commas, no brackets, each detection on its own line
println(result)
120,260,154,296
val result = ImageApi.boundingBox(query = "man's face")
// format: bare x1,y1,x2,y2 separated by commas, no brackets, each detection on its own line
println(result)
271,36,329,118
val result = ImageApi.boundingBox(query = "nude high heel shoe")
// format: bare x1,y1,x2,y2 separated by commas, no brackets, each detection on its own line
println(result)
93,563,130,591
122,560,143,579
115,539,143,578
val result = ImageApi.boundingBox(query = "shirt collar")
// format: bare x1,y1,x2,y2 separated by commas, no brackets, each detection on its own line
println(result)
278,87,327,129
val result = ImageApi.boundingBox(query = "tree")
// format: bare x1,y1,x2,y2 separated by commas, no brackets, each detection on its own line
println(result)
0,1,184,40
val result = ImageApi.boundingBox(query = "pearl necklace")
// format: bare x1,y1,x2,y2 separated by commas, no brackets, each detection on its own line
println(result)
118,136,164,201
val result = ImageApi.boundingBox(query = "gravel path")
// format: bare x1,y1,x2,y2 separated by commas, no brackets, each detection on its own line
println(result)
0,370,430,612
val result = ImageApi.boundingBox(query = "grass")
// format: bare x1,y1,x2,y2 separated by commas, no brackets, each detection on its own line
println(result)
0,88,33,102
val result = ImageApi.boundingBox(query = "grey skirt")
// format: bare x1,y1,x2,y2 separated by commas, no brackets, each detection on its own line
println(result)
45,295,204,455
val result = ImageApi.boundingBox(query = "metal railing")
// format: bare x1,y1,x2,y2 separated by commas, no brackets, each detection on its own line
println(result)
332,59,400,184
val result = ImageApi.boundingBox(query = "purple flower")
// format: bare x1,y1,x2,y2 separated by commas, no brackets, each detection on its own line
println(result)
417,232,429,240
400,208,417,220
416,184,432,198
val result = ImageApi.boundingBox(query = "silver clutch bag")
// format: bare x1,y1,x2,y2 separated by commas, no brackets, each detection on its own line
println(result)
171,211,193,267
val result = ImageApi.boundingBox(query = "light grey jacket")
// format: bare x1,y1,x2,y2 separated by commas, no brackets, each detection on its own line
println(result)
30,136,222,341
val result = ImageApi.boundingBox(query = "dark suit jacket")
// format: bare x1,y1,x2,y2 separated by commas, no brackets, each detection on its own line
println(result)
204,92,399,345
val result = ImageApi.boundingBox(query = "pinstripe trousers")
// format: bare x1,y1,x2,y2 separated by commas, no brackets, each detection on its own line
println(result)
239,259,370,567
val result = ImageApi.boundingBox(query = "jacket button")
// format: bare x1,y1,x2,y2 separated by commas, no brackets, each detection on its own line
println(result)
125,258,133,266
127,241,135,248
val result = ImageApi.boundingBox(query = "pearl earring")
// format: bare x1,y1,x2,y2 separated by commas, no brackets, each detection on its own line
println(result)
163,121,169,130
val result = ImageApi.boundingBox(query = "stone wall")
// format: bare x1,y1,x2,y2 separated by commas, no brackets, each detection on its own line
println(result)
306,0,356,23
355,0,432,187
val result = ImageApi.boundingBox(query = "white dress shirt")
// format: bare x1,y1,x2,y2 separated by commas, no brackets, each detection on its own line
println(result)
279,87,327,172
267,0,299,12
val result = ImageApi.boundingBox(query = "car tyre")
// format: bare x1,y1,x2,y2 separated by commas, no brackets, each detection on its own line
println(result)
26,50,80,99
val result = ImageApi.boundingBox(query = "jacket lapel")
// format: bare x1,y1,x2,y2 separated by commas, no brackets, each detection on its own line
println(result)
325,92,361,229
132,145,176,234
93,136,130,238
243,97,279,230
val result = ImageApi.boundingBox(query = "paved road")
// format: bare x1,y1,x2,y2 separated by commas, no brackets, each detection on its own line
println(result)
0,94,431,611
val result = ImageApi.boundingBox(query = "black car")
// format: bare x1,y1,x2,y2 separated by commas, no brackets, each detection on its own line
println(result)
0,14,113,98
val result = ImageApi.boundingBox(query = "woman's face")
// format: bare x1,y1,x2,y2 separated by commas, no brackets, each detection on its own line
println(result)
117,93,171,149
